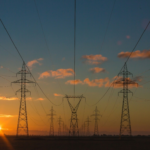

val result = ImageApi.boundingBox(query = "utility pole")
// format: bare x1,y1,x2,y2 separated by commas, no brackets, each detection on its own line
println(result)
85,116,91,136
91,106,102,136
63,95,85,136
12,62,35,136
58,116,62,136
47,106,56,136
115,63,137,137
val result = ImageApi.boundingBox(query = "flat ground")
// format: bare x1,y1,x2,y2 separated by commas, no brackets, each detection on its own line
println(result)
0,136,150,150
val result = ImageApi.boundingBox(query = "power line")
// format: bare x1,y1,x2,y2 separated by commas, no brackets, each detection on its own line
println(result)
33,85,48,114
74,0,76,96
0,19,63,106
99,0,116,52
125,21,150,64
33,0,65,95
86,21,150,106
83,0,116,96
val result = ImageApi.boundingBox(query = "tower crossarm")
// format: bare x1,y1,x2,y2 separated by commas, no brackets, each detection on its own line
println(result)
15,88,31,95
12,79,36,84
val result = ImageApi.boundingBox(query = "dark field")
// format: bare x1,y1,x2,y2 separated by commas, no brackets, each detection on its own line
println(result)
0,136,150,150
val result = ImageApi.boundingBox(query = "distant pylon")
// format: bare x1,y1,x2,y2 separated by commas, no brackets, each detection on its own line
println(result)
85,116,91,136
58,116,62,136
12,62,35,136
63,95,85,136
62,121,64,136
47,106,56,136
91,106,102,136
83,122,86,136
115,63,137,137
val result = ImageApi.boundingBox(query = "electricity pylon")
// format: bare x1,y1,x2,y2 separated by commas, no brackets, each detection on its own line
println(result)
63,95,85,136
58,116,62,136
91,106,102,136
115,63,137,137
47,106,56,136
83,122,86,136
85,116,91,136
12,62,35,136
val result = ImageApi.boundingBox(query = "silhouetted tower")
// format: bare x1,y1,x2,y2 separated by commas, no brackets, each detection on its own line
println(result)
85,116,91,136
63,95,85,136
83,122,86,136
58,116,62,136
12,62,35,136
91,106,102,136
47,106,56,136
62,121,65,136
115,63,137,137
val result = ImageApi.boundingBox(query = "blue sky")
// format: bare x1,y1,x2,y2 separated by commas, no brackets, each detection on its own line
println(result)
0,0,150,135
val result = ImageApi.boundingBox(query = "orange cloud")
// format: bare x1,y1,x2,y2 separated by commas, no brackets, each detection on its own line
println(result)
37,98,44,101
26,97,32,100
54,93,63,97
90,67,106,73
112,77,139,88
27,58,43,69
81,54,107,65
65,79,83,85
0,114,16,118
126,35,130,39
83,78,110,87
118,50,150,59
39,68,74,79
0,96,18,101
133,76,143,82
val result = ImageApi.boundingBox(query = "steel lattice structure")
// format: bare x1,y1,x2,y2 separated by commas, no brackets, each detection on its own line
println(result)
91,106,102,136
63,95,85,136
12,62,35,136
85,116,91,136
58,116,62,136
47,106,56,136
115,63,137,137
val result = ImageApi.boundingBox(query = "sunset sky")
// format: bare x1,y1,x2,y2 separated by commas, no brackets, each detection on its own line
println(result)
0,0,150,135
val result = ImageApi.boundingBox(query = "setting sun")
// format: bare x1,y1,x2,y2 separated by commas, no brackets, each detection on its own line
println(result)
0,126,2,130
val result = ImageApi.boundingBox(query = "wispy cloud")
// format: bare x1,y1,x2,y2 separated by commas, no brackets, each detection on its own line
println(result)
0,96,18,101
0,114,16,118
133,76,143,82
27,58,43,69
112,76,140,88
90,67,106,73
118,50,150,59
126,35,130,39
65,79,83,85
83,78,110,87
37,98,44,101
26,97,32,101
54,93,63,97
39,68,74,79
81,54,107,65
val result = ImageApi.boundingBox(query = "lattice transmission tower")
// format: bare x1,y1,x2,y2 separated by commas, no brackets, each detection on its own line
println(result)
91,106,102,136
58,116,62,136
63,95,85,136
47,106,56,136
12,62,35,136
85,116,91,136
115,63,137,137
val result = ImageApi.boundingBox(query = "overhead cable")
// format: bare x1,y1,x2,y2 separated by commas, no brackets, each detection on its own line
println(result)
0,19,62,106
